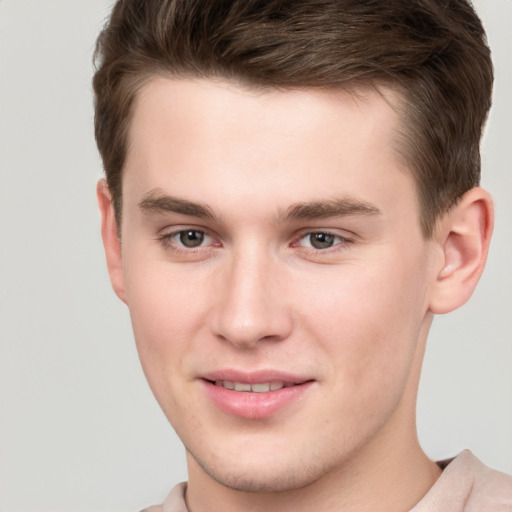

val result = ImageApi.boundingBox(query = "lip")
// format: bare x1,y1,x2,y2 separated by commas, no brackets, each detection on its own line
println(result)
200,370,314,419
202,369,310,385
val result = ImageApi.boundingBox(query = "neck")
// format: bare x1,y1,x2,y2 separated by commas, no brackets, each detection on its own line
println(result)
186,431,441,512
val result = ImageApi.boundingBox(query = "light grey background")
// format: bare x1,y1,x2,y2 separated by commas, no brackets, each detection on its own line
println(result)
0,1,510,511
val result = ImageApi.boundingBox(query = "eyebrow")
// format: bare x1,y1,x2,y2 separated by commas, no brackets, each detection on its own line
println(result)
281,198,381,222
139,190,381,222
139,190,215,219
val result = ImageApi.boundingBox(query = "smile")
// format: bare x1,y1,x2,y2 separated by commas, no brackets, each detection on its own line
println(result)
202,374,314,419
213,380,295,392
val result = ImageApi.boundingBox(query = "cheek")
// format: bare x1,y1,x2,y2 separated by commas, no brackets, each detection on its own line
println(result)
125,247,209,335
122,252,212,389
124,269,207,427
299,256,429,401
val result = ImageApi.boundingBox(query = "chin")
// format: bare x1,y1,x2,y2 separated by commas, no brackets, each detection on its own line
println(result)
190,448,331,493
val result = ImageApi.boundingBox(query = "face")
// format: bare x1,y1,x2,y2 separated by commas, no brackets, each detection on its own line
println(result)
113,78,439,492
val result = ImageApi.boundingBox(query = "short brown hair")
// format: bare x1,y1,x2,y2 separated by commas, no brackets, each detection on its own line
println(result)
93,0,493,236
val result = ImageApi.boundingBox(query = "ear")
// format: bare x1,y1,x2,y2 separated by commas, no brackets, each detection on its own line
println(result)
429,187,494,314
97,179,127,304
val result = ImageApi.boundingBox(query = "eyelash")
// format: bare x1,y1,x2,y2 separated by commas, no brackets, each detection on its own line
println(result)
294,231,354,251
156,228,354,254
157,229,216,253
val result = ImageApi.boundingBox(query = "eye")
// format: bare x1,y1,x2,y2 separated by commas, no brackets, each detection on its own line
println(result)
158,228,215,251
298,232,345,250
174,229,210,248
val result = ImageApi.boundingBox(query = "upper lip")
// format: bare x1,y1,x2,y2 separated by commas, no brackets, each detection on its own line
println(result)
201,369,312,385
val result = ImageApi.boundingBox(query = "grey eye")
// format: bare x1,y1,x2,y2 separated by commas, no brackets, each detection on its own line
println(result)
308,233,336,249
178,230,205,248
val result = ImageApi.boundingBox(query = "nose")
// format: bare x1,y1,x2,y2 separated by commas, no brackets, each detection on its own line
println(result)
210,249,293,349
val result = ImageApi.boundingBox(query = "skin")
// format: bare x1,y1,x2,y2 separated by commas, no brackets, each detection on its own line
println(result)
98,77,493,512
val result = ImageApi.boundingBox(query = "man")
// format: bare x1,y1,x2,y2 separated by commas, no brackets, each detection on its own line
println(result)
93,1,512,510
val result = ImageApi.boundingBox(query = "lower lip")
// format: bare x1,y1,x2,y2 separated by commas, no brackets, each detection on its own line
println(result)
202,380,313,419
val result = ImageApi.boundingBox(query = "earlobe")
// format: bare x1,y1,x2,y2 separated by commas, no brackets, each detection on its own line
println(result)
96,179,127,304
429,187,494,315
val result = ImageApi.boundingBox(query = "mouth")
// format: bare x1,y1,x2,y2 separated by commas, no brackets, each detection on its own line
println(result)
201,372,314,419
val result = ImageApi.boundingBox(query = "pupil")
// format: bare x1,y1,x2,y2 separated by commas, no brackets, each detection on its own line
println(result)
311,233,334,249
180,230,204,247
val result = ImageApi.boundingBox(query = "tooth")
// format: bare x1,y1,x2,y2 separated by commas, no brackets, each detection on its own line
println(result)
234,382,251,391
216,380,292,392
251,383,270,393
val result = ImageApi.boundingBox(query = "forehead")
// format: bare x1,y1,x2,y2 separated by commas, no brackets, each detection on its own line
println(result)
127,77,403,153
123,77,417,224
